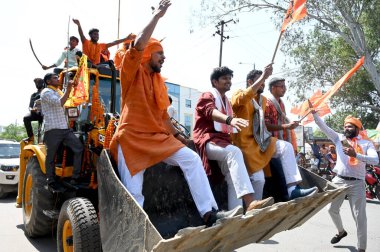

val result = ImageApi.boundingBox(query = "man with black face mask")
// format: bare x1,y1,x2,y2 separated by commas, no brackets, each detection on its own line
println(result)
310,101,379,252
23,78,45,143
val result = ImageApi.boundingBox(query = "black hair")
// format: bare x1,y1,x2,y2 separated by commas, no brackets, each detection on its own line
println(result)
44,73,56,85
70,36,79,43
89,28,99,36
246,69,263,82
210,66,233,85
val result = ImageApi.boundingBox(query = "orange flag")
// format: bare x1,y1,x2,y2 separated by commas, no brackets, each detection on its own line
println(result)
291,56,365,117
281,0,307,32
65,55,90,107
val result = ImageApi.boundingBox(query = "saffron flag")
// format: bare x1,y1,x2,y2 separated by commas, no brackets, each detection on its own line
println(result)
281,0,307,32
291,56,365,117
65,55,90,107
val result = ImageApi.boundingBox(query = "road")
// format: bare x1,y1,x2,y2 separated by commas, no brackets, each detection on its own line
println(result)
1,193,379,252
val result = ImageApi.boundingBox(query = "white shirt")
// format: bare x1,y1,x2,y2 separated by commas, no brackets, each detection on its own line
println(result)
41,88,68,131
55,47,80,68
314,113,379,179
167,105,177,120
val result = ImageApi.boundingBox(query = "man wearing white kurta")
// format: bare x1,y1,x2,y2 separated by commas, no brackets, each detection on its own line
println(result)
313,111,378,252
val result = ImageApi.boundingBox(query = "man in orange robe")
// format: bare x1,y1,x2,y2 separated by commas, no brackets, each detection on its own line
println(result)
72,18,135,65
231,67,318,200
109,0,241,227
113,40,133,71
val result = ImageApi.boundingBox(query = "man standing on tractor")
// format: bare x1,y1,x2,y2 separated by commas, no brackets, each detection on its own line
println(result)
109,0,242,227
72,19,135,66
41,73,83,189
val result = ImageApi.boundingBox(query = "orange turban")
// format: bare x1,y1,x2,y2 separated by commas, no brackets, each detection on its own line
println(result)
141,38,169,110
344,115,362,129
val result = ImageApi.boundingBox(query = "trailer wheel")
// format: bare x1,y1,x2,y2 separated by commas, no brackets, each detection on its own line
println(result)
22,157,54,237
57,198,101,252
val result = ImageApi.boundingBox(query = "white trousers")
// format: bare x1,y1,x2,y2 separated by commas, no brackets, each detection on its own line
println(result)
272,140,302,185
117,145,218,217
206,143,254,210
328,176,367,250
249,170,265,200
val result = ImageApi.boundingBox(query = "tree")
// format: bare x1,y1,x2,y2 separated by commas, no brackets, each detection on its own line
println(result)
197,0,380,126
0,124,27,141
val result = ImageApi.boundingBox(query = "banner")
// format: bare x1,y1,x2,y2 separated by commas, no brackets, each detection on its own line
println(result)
65,55,90,107
281,0,307,32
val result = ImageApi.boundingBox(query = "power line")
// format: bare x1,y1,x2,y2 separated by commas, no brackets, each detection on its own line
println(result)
213,19,237,67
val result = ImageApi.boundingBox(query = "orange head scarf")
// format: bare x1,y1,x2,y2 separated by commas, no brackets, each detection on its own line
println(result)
344,115,362,130
142,38,169,110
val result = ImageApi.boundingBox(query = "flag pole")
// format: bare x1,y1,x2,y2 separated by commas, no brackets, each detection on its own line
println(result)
65,15,71,88
271,30,284,63
117,0,121,49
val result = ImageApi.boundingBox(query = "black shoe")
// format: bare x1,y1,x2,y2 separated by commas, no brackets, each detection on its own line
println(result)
204,206,243,227
331,231,347,244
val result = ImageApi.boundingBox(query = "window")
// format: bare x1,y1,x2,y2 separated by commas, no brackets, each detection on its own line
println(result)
184,114,192,135
185,99,191,108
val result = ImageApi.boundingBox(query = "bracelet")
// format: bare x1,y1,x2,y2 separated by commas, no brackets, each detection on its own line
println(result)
174,132,180,138
225,116,233,125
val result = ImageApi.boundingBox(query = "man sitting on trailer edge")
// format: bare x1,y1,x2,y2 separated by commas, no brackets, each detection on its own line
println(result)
109,0,243,227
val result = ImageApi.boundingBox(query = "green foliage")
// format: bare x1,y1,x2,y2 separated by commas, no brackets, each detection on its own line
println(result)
313,129,327,139
196,0,380,127
0,124,27,141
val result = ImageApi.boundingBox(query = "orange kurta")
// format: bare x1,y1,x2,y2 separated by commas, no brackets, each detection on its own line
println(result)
109,47,183,176
113,47,126,70
231,87,276,175
82,39,107,65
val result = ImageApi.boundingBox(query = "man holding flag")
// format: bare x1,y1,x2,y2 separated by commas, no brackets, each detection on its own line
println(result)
310,102,378,252
265,77,298,152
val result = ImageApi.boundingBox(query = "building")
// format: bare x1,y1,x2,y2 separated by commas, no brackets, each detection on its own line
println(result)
166,82,201,136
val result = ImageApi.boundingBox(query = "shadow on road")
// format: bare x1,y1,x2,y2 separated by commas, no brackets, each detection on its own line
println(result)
0,192,17,203
366,199,380,205
16,224,57,252
333,245,358,251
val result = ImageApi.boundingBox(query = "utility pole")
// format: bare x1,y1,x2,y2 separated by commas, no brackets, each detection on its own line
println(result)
213,19,235,67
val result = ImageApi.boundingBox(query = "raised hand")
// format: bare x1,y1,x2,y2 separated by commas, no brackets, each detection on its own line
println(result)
154,0,171,18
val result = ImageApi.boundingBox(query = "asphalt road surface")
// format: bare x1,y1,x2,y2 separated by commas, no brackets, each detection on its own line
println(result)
1,193,379,252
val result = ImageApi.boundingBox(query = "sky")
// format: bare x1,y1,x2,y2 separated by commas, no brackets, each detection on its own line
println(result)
0,0,294,127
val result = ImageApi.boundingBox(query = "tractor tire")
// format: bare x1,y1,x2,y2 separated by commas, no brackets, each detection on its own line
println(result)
57,197,101,252
22,157,54,237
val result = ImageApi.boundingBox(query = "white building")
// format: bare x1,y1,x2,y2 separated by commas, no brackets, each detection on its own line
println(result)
166,82,201,136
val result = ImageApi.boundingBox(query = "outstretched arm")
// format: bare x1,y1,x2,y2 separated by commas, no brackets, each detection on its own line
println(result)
106,33,136,48
211,109,248,132
134,0,171,51
72,19,86,43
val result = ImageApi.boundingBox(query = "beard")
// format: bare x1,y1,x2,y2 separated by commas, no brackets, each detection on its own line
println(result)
150,61,162,73
257,87,264,94
344,129,357,139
